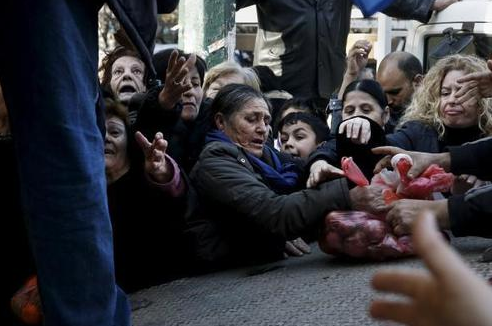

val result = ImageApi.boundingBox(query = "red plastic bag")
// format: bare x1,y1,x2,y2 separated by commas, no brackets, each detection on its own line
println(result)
319,211,413,260
11,275,43,325
342,156,369,186
375,154,454,202
319,155,453,260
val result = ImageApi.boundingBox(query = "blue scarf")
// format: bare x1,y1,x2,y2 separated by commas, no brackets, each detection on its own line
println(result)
205,130,300,194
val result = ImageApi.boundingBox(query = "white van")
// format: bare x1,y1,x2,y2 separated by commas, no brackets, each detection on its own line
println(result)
405,0,492,71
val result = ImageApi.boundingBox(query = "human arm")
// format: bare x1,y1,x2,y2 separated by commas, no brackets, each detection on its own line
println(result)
338,117,373,145
452,174,489,195
135,131,185,197
372,146,450,177
307,160,345,189
385,199,449,236
382,0,457,23
191,143,387,239
132,85,181,141
431,0,460,11
284,238,311,257
370,211,492,326
337,40,372,100
448,139,492,181
448,185,492,237
381,181,492,238
305,139,344,188
158,50,196,111
455,59,492,103
373,137,492,180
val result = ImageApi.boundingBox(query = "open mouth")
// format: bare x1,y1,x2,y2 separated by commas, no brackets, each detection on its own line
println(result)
251,139,265,147
118,85,136,94
104,148,115,155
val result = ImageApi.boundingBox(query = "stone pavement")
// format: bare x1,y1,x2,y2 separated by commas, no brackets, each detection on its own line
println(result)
131,237,492,326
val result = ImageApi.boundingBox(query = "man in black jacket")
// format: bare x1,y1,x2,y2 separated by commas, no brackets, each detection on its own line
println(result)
236,0,457,106
0,0,177,325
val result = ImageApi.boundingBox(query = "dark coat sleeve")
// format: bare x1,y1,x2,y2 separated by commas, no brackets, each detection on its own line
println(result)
382,0,434,23
386,121,440,152
133,85,182,141
191,142,352,240
157,0,179,13
448,185,492,238
306,138,339,170
449,137,492,180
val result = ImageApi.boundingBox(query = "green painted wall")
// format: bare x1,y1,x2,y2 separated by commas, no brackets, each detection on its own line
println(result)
178,0,236,68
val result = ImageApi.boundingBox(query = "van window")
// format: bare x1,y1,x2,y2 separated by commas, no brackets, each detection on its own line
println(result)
424,33,492,71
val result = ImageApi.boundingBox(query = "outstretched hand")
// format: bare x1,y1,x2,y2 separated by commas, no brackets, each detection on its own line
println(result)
372,146,451,178
307,160,345,188
158,50,197,110
284,238,311,257
135,131,172,184
370,211,492,326
386,199,449,236
456,59,492,104
338,117,372,145
349,185,387,214
346,40,372,77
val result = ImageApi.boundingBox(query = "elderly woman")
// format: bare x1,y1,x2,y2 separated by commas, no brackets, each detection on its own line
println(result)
203,61,260,99
104,98,191,292
100,46,147,105
134,49,208,172
189,84,385,266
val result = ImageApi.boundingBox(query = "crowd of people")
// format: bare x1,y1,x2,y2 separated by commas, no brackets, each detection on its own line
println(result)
3,0,492,325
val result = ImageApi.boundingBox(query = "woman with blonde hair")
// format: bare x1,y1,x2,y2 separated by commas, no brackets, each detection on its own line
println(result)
203,61,261,99
388,54,492,152
397,54,492,136
381,54,492,236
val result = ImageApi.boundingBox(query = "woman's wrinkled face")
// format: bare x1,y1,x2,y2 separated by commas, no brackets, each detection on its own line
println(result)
439,69,479,128
206,73,245,99
280,121,319,158
181,66,204,121
104,116,130,176
110,56,146,103
342,90,387,126
220,98,271,157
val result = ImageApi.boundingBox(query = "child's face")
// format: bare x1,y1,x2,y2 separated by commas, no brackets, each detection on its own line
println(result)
280,121,319,159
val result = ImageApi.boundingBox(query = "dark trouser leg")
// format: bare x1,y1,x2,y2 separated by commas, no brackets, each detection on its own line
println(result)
0,1,130,325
